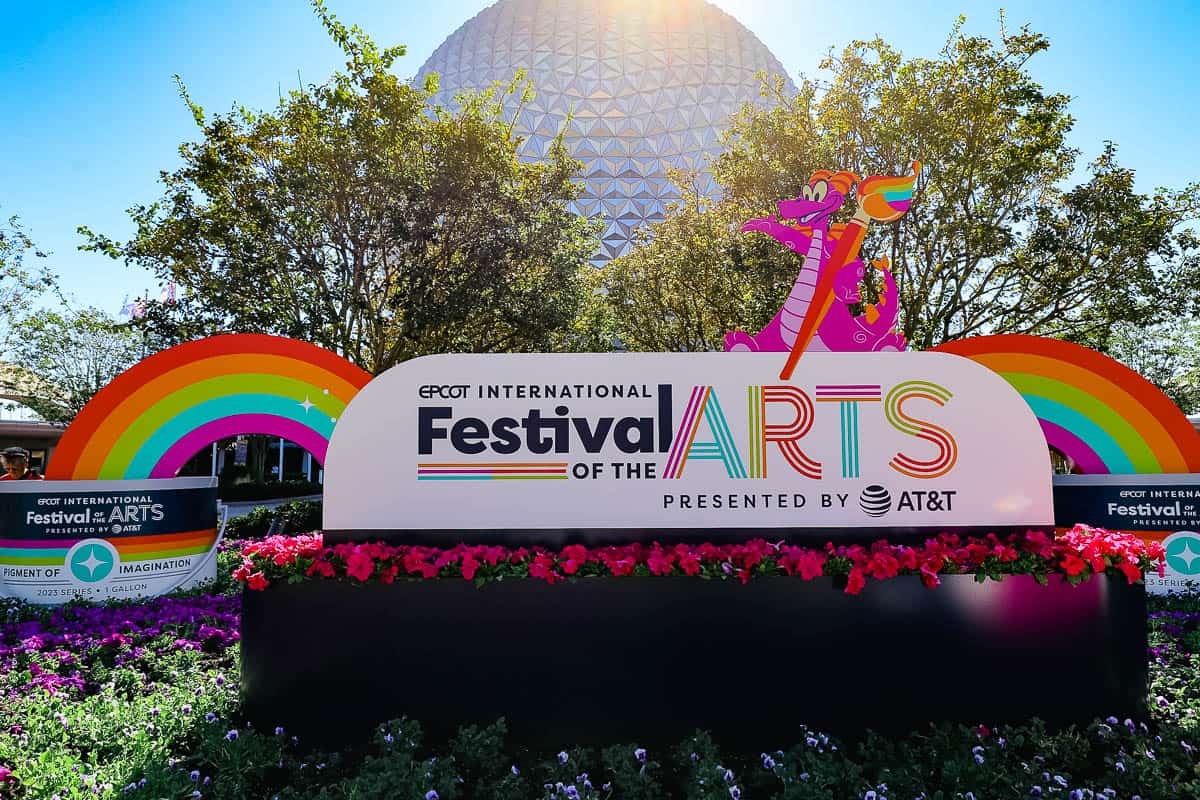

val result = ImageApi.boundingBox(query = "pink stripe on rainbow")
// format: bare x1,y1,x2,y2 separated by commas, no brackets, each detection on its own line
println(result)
151,415,333,478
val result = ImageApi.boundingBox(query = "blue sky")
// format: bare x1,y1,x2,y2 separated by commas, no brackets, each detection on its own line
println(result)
1,0,1196,316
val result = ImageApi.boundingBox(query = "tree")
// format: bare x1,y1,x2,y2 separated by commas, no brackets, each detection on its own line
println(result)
5,307,143,423
602,18,1200,353
592,186,804,352
0,212,56,350
82,2,596,373
1108,318,1200,415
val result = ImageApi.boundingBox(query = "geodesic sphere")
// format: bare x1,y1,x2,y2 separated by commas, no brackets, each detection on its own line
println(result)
417,0,794,264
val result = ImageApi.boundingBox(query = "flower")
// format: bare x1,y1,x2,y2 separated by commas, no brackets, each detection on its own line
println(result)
233,528,1163,593
189,770,200,782
729,787,741,800
224,729,239,741
425,792,439,800
634,747,647,763
558,751,569,765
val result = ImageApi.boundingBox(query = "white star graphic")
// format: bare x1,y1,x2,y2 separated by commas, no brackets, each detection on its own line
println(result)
78,547,106,577
1175,540,1200,569
299,396,315,413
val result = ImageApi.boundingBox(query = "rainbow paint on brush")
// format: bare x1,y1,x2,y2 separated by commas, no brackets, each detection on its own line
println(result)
856,162,921,222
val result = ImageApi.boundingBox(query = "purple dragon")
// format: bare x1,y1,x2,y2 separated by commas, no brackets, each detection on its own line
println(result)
724,170,906,354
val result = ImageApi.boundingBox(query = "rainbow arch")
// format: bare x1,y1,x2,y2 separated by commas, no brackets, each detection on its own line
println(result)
47,335,372,480
933,335,1200,474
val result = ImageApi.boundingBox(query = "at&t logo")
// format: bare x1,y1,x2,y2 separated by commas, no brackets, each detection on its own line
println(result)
859,485,892,517
858,485,957,517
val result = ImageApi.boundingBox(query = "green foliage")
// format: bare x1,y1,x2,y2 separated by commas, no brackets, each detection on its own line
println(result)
6,572,1200,799
80,1,597,373
602,18,1200,353
593,189,804,352
7,594,1200,800
1108,317,1200,414
0,213,56,355
223,499,322,538
3,307,143,423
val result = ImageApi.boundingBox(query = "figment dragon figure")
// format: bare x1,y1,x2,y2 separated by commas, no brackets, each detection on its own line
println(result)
725,164,919,359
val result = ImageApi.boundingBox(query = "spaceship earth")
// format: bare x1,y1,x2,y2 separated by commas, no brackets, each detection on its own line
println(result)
417,0,795,264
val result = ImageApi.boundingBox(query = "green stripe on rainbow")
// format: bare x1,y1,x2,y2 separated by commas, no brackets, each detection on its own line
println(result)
1004,373,1157,472
48,335,372,480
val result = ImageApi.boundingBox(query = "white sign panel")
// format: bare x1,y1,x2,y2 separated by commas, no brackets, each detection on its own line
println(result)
324,353,1053,536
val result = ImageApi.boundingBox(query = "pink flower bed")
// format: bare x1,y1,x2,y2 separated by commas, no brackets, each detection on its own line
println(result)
233,525,1164,595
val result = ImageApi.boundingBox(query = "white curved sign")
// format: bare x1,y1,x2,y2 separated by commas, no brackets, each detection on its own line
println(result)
324,353,1052,536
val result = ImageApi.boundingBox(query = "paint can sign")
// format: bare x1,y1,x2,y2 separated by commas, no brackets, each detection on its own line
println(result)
0,478,219,604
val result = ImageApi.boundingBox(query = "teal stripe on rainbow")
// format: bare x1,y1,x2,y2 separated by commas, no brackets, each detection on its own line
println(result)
118,393,337,478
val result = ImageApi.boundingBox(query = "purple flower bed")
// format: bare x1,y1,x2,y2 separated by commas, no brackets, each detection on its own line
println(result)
1,595,240,699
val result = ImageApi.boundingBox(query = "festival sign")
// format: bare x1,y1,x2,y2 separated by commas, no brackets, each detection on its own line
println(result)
0,477,218,604
322,351,1053,538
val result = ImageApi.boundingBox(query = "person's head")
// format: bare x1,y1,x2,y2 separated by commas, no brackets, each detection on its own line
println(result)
2,447,31,478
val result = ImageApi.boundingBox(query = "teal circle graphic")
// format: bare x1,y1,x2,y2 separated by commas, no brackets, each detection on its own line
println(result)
67,541,116,583
1165,533,1200,576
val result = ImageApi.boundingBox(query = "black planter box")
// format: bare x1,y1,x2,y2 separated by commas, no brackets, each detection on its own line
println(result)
241,575,1146,748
